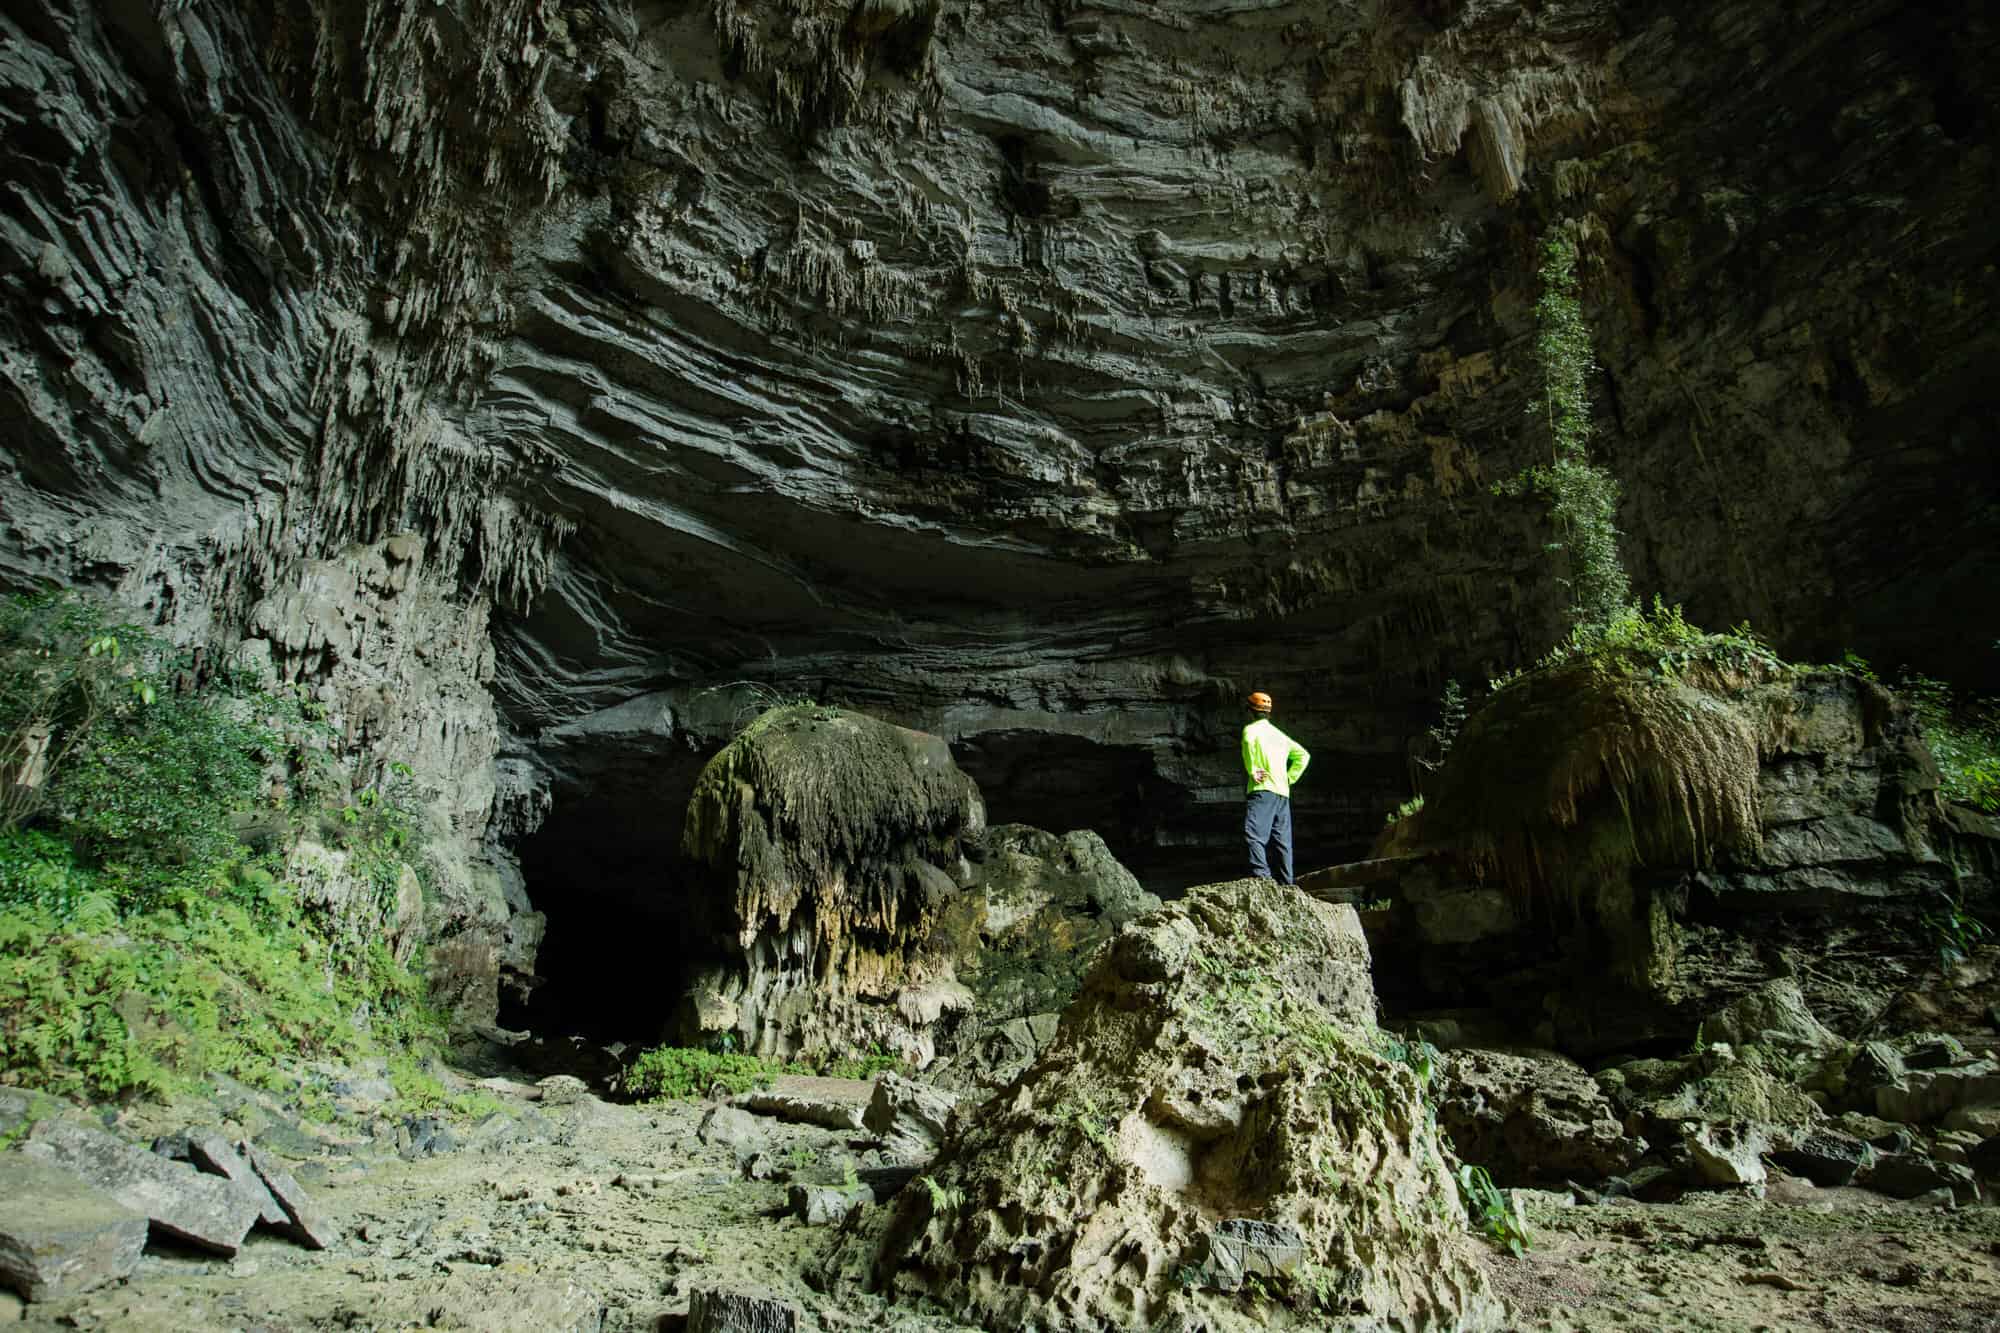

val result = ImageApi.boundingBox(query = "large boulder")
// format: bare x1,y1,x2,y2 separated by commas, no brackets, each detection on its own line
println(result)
834,878,1501,1331
678,705,985,1061
1366,662,1997,1056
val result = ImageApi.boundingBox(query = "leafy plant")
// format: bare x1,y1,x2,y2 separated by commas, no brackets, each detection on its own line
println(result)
1897,669,2000,814
1921,881,1990,969
1494,233,1632,642
1384,794,1425,827
919,1173,964,1212
1456,1162,1531,1256
1418,680,1467,773
620,1044,790,1100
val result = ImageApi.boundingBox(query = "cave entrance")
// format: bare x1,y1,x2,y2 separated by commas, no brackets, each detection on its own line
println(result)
500,786,707,1045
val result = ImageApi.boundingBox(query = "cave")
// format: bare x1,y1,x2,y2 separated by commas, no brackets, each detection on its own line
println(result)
503,786,698,1044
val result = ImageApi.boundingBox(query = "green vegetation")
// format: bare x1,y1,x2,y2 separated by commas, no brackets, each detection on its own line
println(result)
0,590,446,1103
1898,667,2000,813
621,1045,791,1100
1457,1162,1531,1256
1497,232,1631,642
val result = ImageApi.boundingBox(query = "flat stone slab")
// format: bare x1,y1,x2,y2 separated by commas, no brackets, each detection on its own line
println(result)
688,1286,800,1333
23,1120,261,1255
0,1156,148,1302
185,1131,285,1228
241,1143,336,1249
739,1090,864,1132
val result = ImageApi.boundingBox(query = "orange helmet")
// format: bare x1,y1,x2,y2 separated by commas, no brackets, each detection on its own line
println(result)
1247,691,1274,713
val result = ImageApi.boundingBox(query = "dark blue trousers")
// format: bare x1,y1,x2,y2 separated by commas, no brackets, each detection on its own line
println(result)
1245,790,1293,885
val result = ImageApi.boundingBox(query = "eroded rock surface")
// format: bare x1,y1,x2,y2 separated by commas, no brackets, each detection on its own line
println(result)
678,705,984,1060
839,877,1501,1331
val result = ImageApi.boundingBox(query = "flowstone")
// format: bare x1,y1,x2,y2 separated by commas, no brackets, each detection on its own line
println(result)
679,705,985,1060
836,877,1502,1331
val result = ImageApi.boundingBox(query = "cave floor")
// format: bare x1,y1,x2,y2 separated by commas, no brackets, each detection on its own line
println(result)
16,1081,2000,1332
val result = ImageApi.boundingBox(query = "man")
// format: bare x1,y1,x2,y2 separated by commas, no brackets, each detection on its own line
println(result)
1242,691,1309,885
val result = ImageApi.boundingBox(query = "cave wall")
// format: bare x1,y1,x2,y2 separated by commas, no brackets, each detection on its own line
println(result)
2,1,1994,911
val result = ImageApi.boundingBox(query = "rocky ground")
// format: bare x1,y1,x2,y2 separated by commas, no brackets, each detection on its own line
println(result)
8,1056,2000,1332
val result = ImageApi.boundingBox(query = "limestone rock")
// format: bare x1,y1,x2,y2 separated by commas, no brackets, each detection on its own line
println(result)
538,1076,591,1107
0,1156,148,1302
1433,1048,1646,1186
1769,1130,1873,1187
697,1106,765,1151
678,706,984,1060
184,1132,285,1228
1701,980,1839,1053
240,1143,336,1250
1190,1219,1308,1293
846,878,1500,1331
739,1091,865,1133
687,1287,800,1333
787,1184,868,1228
1686,1124,1772,1189
23,1120,261,1256
862,1074,959,1157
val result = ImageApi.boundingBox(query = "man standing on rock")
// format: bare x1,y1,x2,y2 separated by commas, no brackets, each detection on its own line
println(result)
1242,691,1309,885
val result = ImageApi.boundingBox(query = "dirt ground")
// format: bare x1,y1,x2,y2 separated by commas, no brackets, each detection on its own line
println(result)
12,1077,2000,1332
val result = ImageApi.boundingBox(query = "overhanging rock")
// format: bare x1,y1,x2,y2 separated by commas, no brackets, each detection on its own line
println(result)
831,877,1502,1331
679,705,985,1062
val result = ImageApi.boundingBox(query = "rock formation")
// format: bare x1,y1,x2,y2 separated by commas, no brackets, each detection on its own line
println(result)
837,877,1501,1331
3,0,1993,912
1369,658,1999,1055
677,704,985,1060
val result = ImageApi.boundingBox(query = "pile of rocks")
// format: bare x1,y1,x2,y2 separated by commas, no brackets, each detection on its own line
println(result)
0,1116,332,1306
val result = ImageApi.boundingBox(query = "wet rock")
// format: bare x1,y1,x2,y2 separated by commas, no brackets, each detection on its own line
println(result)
849,878,1500,1331
1432,1048,1645,1186
861,1074,959,1156
22,1120,261,1256
184,1132,285,1228
241,1143,337,1250
1769,1129,1873,1187
687,1286,800,1333
0,1156,148,1302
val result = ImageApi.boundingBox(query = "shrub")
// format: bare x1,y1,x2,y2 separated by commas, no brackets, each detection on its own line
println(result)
622,1045,791,1100
1898,670,2000,813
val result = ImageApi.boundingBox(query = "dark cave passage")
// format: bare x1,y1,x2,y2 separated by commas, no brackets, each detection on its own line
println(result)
501,789,709,1044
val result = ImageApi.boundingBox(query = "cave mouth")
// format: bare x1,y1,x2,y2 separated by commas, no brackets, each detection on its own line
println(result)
500,788,708,1046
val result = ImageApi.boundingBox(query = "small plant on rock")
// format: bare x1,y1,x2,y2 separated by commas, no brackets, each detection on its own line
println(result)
1456,1162,1531,1256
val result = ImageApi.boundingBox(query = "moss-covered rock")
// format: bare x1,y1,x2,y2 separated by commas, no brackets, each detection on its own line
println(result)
678,705,985,1062
832,878,1501,1331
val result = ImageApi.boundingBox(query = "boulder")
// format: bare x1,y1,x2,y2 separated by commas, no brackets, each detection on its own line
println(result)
697,1106,765,1151
241,1143,336,1250
787,1184,868,1227
1769,1129,1873,1187
1686,1124,1771,1188
739,1090,865,1132
1864,1153,1978,1202
1700,979,1839,1052
1432,1048,1645,1186
22,1120,261,1256
678,706,985,1061
1875,1062,2000,1126
184,1132,285,1228
0,1156,148,1302
841,878,1501,1331
687,1286,800,1333
861,1074,959,1157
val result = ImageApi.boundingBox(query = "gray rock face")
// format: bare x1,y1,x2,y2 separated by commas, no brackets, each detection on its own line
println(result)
240,1143,336,1251
22,1120,262,1256
0,1157,147,1302
861,1073,959,1157
4,0,1993,914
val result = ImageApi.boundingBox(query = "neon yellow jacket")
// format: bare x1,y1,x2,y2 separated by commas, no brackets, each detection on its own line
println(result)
1242,718,1309,797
